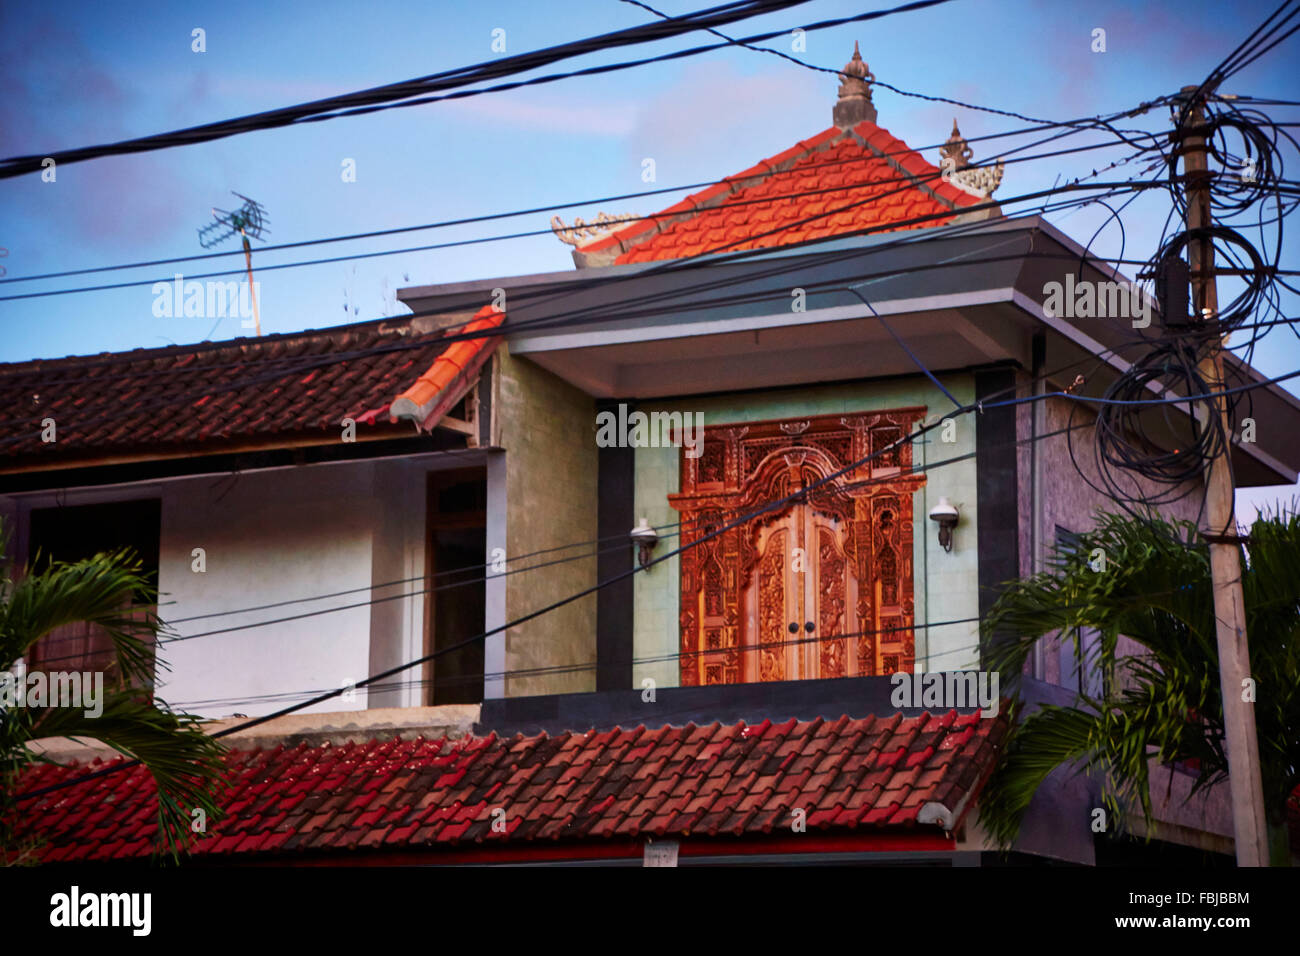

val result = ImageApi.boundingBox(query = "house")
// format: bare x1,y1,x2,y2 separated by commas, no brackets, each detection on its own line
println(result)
7,47,1299,865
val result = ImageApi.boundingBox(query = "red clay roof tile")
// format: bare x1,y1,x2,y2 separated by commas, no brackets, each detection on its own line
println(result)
580,123,984,267
11,709,1007,862
0,306,505,465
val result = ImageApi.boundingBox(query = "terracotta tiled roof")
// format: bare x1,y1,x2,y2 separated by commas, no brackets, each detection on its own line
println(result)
388,305,504,430
14,710,1007,862
579,122,985,265
0,311,501,465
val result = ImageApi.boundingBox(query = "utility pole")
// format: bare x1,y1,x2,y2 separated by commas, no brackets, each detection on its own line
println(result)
1177,85,1270,866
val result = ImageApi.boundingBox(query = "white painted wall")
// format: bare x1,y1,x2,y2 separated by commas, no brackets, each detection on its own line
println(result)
160,463,379,718
1,453,485,720
365,459,428,710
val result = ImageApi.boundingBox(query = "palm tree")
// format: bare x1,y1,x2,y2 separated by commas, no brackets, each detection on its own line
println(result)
978,509,1299,865
0,520,225,862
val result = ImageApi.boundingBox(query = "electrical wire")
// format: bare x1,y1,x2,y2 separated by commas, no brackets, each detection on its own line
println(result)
0,0,961,180
0,181,1165,447
10,19,1298,811
24,355,1300,799
0,129,1164,303
31,380,1152,670
1076,77,1300,521
0,117,1163,289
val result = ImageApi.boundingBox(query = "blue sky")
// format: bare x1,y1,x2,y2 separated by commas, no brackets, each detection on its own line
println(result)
1,0,1297,514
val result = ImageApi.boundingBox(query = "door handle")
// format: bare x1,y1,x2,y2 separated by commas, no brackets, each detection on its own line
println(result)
804,621,815,633
787,622,798,634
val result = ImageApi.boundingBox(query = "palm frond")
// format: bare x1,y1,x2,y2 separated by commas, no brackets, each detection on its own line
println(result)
1,548,166,685
13,696,226,859
979,509,1300,860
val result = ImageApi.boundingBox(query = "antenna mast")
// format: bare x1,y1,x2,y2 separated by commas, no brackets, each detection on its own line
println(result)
197,192,270,336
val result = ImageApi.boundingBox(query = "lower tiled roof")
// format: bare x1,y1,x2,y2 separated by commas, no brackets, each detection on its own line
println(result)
15,710,1007,862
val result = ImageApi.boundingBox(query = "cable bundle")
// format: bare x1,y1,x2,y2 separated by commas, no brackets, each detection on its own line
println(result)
1071,87,1298,518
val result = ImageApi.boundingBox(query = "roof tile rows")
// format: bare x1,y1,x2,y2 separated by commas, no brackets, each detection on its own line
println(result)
0,312,500,461
389,305,504,428
581,121,982,265
16,710,1007,862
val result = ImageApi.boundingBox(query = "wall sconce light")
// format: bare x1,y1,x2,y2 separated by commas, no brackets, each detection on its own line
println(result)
630,517,659,569
928,497,959,552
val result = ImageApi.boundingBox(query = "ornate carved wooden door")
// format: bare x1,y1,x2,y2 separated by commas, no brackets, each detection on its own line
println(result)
743,505,859,681
670,410,925,686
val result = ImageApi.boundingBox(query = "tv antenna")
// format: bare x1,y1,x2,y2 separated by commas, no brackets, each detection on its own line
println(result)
197,191,270,336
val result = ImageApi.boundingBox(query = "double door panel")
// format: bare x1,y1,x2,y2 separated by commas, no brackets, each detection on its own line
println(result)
743,505,858,682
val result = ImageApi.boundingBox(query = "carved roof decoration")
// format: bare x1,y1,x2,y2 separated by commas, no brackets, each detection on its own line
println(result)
939,118,974,170
551,212,640,247
937,118,1004,199
566,46,1002,269
833,41,877,128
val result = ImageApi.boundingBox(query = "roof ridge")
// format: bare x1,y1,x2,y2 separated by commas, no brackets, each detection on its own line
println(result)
578,125,849,259
848,119,981,212
0,311,436,375
574,121,981,267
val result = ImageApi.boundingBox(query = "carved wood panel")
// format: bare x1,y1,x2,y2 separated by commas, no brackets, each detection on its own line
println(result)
670,409,926,685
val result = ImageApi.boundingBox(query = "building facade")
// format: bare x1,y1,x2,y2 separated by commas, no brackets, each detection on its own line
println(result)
7,48,1300,865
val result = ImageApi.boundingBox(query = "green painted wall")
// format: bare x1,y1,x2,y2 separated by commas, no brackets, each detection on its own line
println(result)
498,349,598,697
631,374,981,690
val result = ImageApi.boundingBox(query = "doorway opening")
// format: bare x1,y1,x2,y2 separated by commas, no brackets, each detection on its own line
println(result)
424,469,486,704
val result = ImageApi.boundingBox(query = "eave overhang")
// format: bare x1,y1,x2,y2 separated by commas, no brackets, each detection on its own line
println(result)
398,215,1299,487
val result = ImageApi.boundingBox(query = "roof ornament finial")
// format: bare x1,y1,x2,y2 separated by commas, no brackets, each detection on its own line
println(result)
939,118,974,170
550,211,639,247
937,118,1005,198
833,42,877,129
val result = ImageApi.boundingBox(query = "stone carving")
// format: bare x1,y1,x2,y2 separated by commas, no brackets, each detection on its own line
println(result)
833,42,877,128
550,212,639,246
939,118,974,170
938,119,1004,198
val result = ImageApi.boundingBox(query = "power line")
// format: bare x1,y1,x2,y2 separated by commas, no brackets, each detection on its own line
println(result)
0,118,1159,289
167,618,991,711
10,119,1279,647
0,206,1217,472
0,130,1162,302
27,349,1295,799
0,0,960,180
1,114,1170,406
23,344,1298,664
0,240,1145,461
155,300,1300,634
0,180,1159,429
20,293,1298,795
621,0,1168,137
15,397,952,798
0,180,1163,444
34,386,1150,670
1176,0,1300,126
1217,2,1300,81
9,16,1296,809
23,417,1083,670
